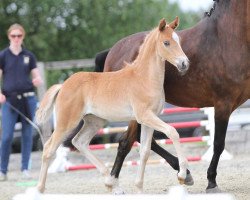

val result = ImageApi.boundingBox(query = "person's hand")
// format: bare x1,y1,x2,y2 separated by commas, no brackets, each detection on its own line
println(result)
0,93,6,104
32,77,43,87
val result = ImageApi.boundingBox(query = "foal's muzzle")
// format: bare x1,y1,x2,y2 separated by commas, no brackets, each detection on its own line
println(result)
177,59,189,76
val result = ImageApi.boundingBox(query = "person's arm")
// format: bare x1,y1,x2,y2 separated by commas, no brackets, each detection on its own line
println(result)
0,69,6,103
31,68,43,87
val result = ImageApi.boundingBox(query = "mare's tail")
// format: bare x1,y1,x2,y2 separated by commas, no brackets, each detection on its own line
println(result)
36,84,62,125
94,49,109,72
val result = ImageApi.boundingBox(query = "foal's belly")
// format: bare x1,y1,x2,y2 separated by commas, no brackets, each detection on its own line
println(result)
86,104,136,122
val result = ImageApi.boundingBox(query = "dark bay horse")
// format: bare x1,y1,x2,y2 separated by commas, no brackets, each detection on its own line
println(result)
95,0,250,193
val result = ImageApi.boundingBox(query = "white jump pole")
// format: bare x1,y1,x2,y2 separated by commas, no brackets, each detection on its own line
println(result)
201,107,233,161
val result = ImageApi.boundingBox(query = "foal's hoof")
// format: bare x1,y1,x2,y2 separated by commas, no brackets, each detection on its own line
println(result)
178,176,185,185
105,185,112,192
177,171,187,185
25,187,42,199
112,187,126,195
184,173,194,186
206,186,222,193
104,176,116,189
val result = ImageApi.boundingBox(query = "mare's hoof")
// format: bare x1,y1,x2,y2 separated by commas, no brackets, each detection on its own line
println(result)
206,186,222,193
184,173,194,186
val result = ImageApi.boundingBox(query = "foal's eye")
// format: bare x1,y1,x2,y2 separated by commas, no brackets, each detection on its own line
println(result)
163,41,170,46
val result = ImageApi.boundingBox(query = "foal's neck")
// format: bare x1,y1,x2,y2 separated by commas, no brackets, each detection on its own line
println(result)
131,29,166,85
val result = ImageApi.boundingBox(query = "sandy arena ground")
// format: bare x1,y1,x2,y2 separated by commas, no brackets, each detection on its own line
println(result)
1,130,250,200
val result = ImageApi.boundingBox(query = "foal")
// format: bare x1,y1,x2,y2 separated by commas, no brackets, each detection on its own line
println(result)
36,17,189,193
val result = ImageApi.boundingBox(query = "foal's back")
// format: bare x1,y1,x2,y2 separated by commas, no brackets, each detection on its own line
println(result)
59,68,142,121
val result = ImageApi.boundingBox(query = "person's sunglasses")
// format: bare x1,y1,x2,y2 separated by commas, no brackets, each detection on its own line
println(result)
10,34,23,39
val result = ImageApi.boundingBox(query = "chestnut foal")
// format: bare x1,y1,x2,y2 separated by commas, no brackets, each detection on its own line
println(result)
35,17,189,193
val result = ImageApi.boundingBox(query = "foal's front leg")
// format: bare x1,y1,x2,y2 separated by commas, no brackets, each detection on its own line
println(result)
135,125,154,193
139,112,188,184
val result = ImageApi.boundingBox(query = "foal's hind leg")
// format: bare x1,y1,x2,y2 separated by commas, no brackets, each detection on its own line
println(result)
37,104,83,192
37,127,76,193
72,115,113,188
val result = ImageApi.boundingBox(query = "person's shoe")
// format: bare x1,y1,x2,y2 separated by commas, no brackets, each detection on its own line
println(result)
0,172,7,181
22,170,31,180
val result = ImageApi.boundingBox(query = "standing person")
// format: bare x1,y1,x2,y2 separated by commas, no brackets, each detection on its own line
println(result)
0,23,43,181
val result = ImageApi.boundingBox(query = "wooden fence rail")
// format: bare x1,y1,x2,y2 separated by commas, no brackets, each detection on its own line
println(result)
37,58,95,99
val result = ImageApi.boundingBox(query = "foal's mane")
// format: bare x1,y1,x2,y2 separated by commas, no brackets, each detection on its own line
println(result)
125,27,159,68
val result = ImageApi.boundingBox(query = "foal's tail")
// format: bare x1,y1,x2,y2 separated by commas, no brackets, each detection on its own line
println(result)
35,84,62,125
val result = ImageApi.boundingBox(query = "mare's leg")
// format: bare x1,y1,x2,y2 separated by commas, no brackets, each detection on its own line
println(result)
138,112,188,184
109,121,138,175
206,104,231,193
71,115,111,183
134,125,154,193
105,121,138,194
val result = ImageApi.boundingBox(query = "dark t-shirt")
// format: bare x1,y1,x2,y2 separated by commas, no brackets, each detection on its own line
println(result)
0,47,37,95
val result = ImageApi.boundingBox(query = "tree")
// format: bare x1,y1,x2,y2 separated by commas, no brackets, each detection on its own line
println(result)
0,0,205,86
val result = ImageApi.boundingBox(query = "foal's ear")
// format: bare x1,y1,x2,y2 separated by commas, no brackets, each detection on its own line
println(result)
159,18,166,31
169,16,179,30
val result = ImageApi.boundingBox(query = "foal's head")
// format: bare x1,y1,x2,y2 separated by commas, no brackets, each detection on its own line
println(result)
156,17,189,74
